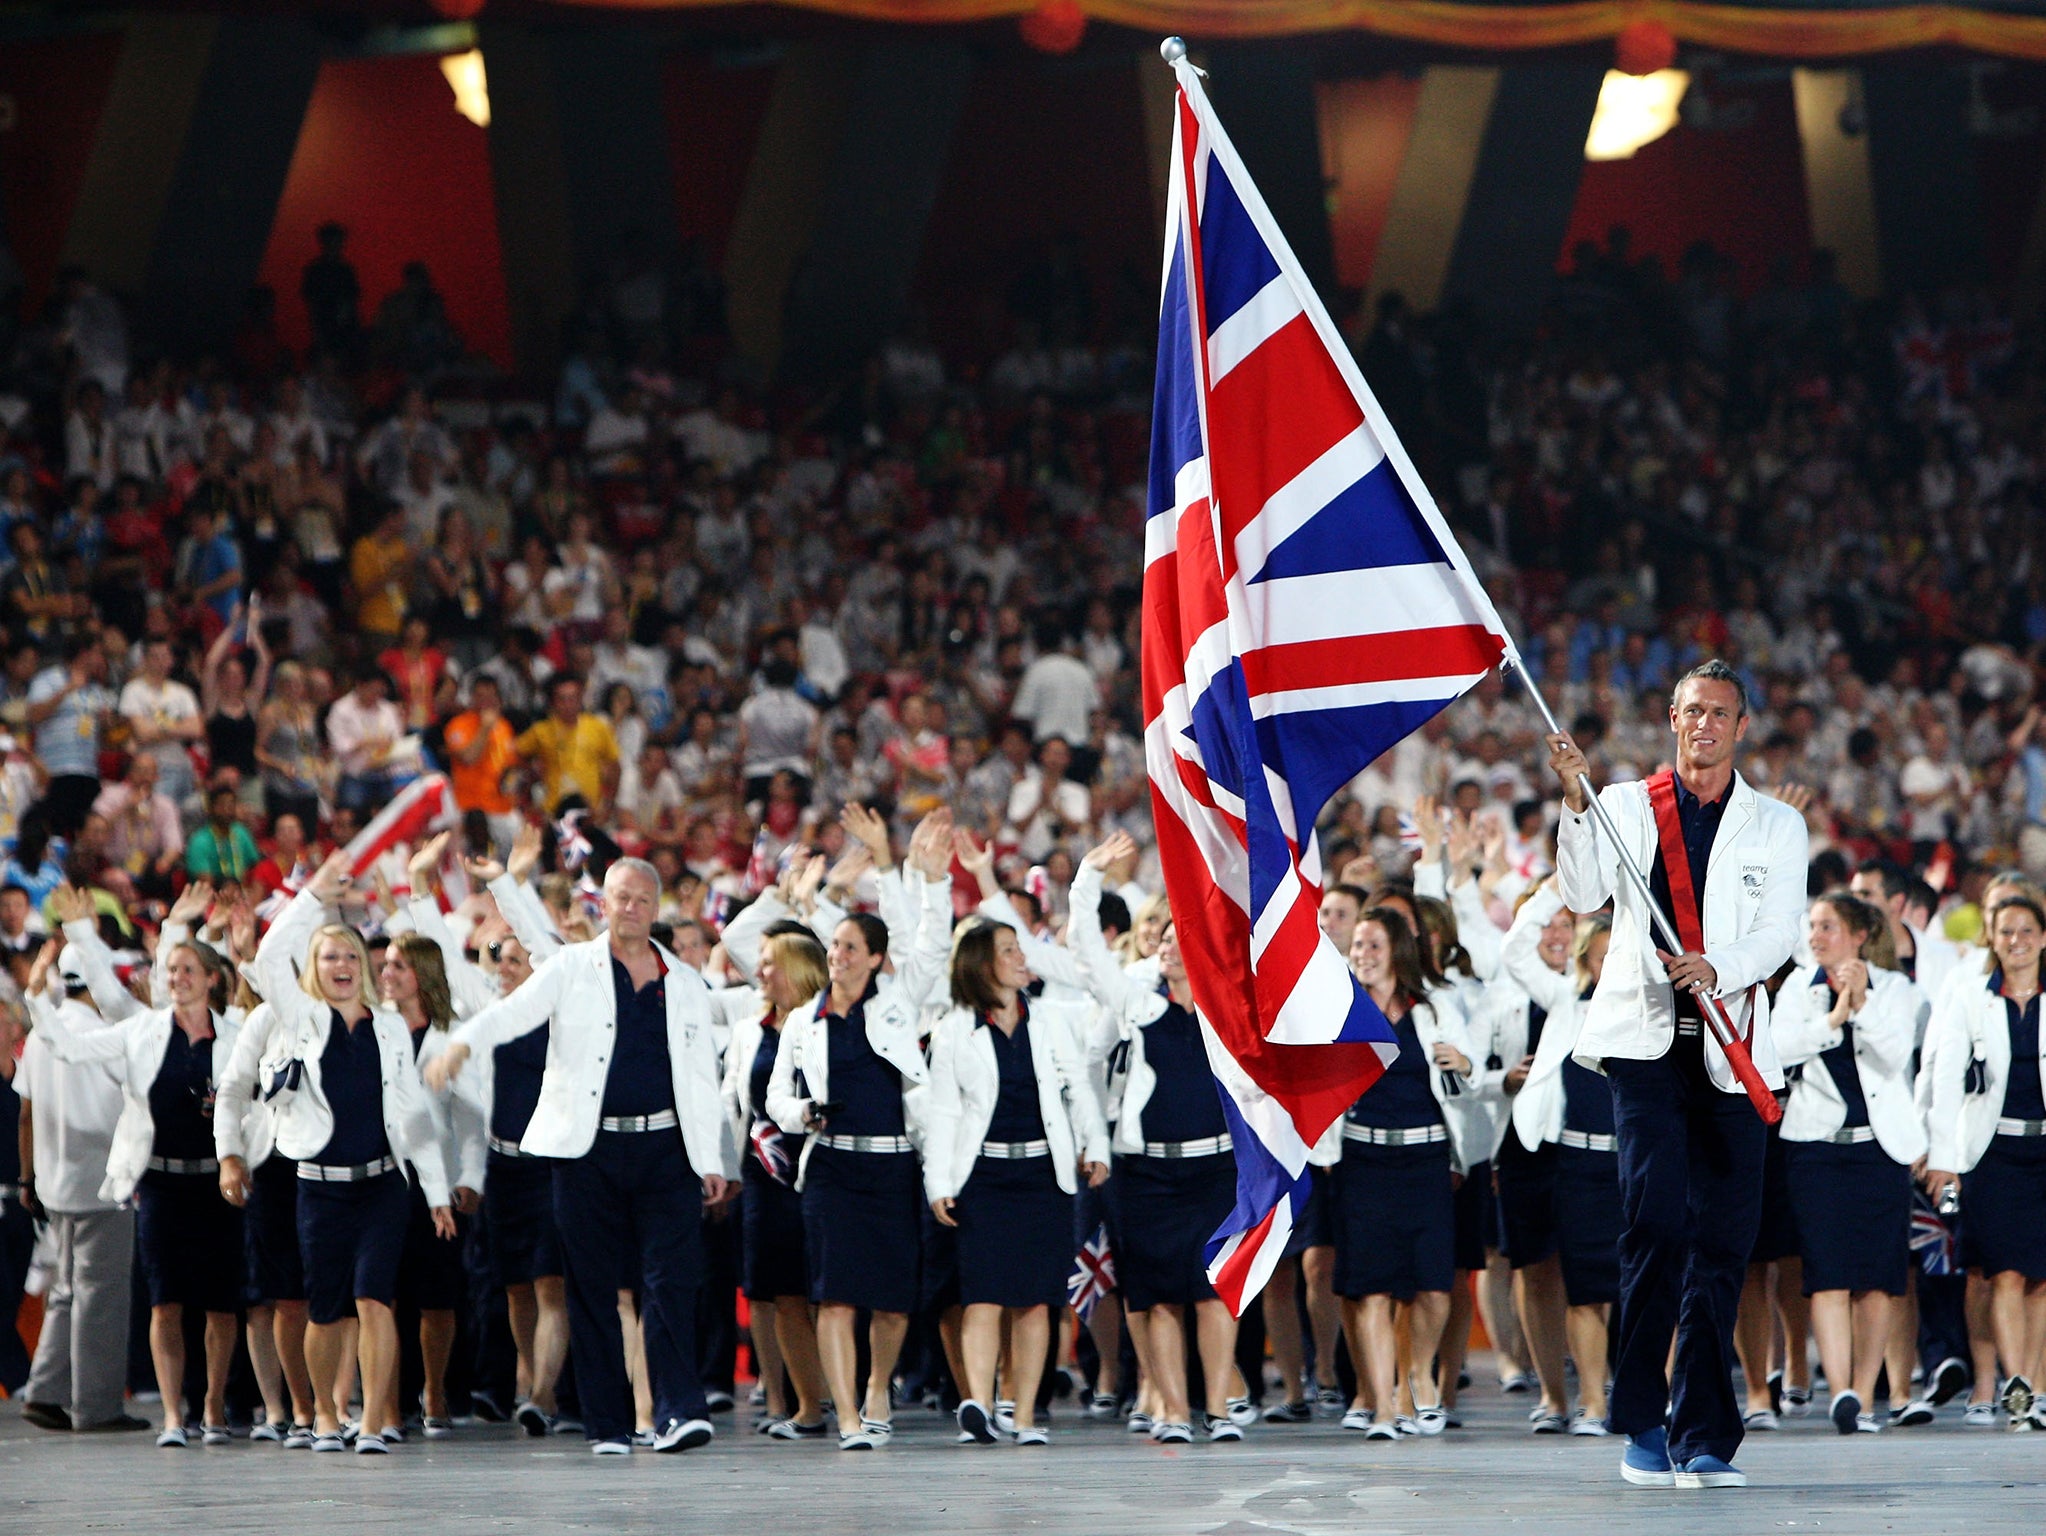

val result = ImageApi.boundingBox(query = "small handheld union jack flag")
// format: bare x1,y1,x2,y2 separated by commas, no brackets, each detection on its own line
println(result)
1910,1189,1957,1277
1066,1223,1116,1320
750,1119,793,1186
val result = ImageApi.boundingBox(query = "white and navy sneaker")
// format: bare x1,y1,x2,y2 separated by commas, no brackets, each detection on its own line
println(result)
652,1417,713,1453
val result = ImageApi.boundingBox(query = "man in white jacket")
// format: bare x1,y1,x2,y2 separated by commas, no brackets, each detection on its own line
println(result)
1546,660,1806,1490
430,857,736,1456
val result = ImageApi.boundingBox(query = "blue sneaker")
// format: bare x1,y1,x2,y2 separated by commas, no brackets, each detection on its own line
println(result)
1674,1454,1748,1489
1620,1424,1674,1487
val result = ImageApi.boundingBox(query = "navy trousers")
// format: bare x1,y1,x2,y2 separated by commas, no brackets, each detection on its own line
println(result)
1605,1034,1767,1466
553,1129,708,1443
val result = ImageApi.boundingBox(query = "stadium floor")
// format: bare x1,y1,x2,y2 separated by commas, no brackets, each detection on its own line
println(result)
3,1361,2038,1535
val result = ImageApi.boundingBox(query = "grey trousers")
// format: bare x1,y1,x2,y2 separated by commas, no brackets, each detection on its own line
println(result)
24,1207,134,1425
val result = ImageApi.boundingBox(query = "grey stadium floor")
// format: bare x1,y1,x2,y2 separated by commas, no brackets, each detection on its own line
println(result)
2,1365,2040,1536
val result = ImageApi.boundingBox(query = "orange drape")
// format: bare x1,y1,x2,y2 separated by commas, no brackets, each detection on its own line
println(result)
555,0,2046,61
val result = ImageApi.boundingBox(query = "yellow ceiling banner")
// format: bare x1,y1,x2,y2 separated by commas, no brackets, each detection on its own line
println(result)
554,0,2046,61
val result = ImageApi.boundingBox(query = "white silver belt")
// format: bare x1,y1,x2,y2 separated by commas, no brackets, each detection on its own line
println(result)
980,1139,1050,1160
817,1133,915,1154
297,1155,398,1183
598,1110,679,1133
1821,1125,1877,1145
1557,1129,1616,1152
1996,1117,2046,1138
1140,1134,1233,1158
488,1136,528,1158
1342,1122,1447,1147
147,1156,220,1175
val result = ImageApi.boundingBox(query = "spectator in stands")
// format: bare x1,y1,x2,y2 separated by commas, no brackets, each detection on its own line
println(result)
327,665,408,814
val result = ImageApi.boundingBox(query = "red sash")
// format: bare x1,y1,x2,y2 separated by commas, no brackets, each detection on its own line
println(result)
1643,769,1706,955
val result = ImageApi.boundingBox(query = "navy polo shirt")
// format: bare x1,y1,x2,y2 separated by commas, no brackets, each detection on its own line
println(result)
1140,1000,1228,1143
983,1010,1045,1142
822,985,907,1138
149,1025,216,1161
492,1024,550,1143
602,953,676,1118
315,1011,391,1166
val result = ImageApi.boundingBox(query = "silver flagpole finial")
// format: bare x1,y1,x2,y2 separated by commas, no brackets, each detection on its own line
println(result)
1160,36,1188,64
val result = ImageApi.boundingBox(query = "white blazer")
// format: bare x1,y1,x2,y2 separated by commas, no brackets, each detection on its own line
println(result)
1412,863,1503,982
447,931,735,1178
921,1000,1111,1203
32,1003,240,1204
214,1001,280,1168
1774,963,1926,1164
1499,883,1586,1154
1430,973,1496,1166
1064,864,1175,1155
1556,771,1806,1092
241,890,451,1206
763,876,953,1188
1378,989,1485,1174
1926,966,2046,1175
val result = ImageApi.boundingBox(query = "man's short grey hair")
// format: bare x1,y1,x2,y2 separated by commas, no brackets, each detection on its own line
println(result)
1670,659,1749,720
602,856,661,894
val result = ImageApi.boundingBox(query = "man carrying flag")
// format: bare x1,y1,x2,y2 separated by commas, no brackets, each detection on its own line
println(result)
1545,662,1806,1489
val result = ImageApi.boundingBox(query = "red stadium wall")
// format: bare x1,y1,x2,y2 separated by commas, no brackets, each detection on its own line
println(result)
256,53,513,371
663,49,776,270
913,57,1160,365
1561,72,1812,292
1317,74,1425,294
0,31,124,313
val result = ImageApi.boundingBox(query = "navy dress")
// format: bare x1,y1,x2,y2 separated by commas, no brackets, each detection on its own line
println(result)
1112,1001,1236,1312
1962,992,2046,1281
741,1023,809,1301
135,1025,244,1314
801,990,922,1313
1786,991,1911,1296
485,1020,561,1286
1493,1000,1560,1269
296,1011,409,1326
1552,1055,1623,1306
397,1028,465,1313
955,1011,1075,1310
0,1065,28,1392
1334,1006,1455,1301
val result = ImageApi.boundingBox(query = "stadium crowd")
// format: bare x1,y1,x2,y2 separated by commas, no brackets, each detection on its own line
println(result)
0,225,2043,1456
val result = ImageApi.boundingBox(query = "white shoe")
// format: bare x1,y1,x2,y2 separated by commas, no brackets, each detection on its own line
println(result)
652,1417,713,1453
1207,1418,1243,1442
249,1420,283,1444
156,1426,188,1449
1855,1414,1882,1433
1742,1408,1779,1432
1412,1406,1447,1436
838,1429,878,1451
1340,1407,1372,1431
1964,1402,1997,1427
200,1423,232,1446
1224,1396,1256,1427
1126,1411,1153,1435
1363,1420,1399,1442
354,1434,389,1455
993,1399,1016,1435
1152,1420,1192,1444
592,1439,632,1455
957,1401,997,1445
1014,1425,1049,1446
1569,1409,1611,1437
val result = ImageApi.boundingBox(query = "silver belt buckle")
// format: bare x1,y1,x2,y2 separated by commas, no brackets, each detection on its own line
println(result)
488,1136,523,1158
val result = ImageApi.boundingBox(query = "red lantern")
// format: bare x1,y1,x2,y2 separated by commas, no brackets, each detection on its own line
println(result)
1614,18,1677,76
430,0,487,20
1019,0,1086,55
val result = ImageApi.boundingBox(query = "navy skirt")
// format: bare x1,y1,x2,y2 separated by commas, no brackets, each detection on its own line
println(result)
1280,1165,1335,1258
1786,1138,1910,1295
1748,1123,1801,1264
485,1151,562,1285
137,1170,245,1313
297,1169,410,1325
244,1155,305,1303
1493,1135,1559,1269
956,1155,1074,1309
741,1160,809,1301
1112,1151,1236,1311
1333,1140,1455,1301
801,1145,921,1313
1961,1134,2046,1281
398,1180,466,1311
1553,1147,1622,1306
1452,1158,1491,1270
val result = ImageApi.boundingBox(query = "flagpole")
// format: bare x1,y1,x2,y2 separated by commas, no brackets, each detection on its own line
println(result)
1498,649,1783,1125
